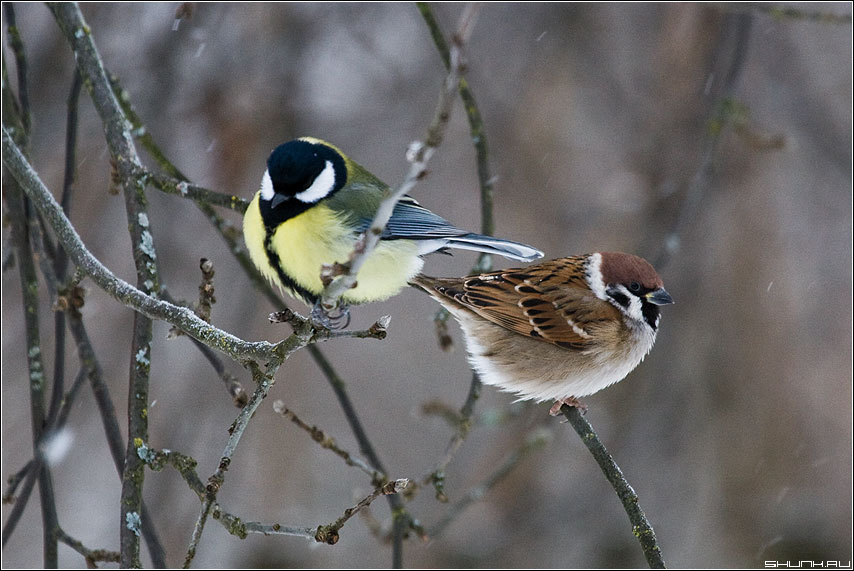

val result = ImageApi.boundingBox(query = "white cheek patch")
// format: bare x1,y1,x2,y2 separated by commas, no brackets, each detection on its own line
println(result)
295,160,336,203
260,169,275,200
586,253,608,301
612,284,646,324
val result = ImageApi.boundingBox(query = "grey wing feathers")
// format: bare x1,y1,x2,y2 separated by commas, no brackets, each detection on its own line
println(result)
357,196,544,262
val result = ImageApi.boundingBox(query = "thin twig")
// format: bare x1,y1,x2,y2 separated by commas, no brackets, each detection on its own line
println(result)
56,528,121,567
269,309,392,342
44,69,82,439
162,286,248,407
139,447,360,546
213,506,316,540
107,74,246,213
3,3,31,134
418,1,498,355
147,171,248,212
560,405,666,569
2,460,34,505
1,368,83,548
143,448,206,498
272,401,386,484
162,259,249,407
214,480,408,544
313,8,483,561
428,429,551,538
416,2,495,246
2,75,60,567
0,463,37,547
301,343,413,568
424,372,481,502
318,3,482,314
315,480,410,545
182,364,289,568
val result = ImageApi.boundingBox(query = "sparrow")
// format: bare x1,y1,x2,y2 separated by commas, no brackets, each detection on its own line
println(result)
410,252,673,414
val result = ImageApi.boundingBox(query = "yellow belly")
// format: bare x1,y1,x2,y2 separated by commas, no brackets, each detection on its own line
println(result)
243,193,423,304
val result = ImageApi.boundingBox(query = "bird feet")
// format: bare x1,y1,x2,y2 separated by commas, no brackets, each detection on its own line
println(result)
549,397,588,416
310,301,352,330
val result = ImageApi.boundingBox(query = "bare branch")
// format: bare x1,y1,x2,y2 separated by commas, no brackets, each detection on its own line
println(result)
46,4,163,562
424,372,482,502
428,429,550,537
147,171,249,212
3,3,31,134
317,3,482,314
68,312,168,566
210,478,411,547
2,121,60,569
315,480,410,545
2,129,284,365
56,528,121,567
560,405,666,569
272,401,386,484
270,309,391,342
183,362,289,568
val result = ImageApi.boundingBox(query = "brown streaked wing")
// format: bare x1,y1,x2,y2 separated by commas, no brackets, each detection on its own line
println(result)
435,257,616,350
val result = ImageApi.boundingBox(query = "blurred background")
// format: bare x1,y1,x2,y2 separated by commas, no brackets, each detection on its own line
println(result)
2,2,851,568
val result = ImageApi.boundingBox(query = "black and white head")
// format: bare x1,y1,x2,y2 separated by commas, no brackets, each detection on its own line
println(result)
586,252,673,332
258,138,347,226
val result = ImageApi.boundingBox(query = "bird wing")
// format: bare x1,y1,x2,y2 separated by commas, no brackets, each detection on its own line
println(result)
352,196,468,239
354,197,544,261
425,258,619,350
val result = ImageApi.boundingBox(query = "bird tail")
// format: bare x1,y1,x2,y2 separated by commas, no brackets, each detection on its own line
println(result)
409,274,444,291
442,234,543,262
409,274,464,304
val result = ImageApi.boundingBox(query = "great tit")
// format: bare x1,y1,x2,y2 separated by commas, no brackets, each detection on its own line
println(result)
243,137,544,312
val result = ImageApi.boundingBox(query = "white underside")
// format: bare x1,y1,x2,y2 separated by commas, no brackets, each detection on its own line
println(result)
451,308,658,403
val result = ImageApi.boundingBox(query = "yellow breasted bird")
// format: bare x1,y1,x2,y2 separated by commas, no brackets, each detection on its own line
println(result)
243,137,544,322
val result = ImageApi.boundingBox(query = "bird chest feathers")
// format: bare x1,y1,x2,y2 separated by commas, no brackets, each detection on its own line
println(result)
244,193,423,304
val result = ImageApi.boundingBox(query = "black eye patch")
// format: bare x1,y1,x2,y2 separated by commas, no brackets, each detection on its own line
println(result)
606,288,630,308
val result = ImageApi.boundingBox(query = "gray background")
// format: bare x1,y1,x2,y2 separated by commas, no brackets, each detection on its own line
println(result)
2,2,852,568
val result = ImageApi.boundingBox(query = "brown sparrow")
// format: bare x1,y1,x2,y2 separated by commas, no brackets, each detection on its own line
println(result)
410,252,673,414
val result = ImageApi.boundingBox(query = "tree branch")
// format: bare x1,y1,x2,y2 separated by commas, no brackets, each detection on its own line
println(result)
315,480,410,545
183,367,288,568
428,428,550,538
47,4,161,562
2,129,284,365
317,3,482,314
2,12,59,561
560,405,666,569
272,401,386,484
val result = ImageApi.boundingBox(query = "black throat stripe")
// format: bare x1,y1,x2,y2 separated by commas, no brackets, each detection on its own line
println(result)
263,230,319,305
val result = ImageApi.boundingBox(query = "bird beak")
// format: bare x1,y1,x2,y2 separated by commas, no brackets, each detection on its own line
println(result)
645,288,674,305
270,193,288,209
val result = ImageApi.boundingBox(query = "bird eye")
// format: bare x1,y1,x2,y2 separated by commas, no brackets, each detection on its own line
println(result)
629,281,641,293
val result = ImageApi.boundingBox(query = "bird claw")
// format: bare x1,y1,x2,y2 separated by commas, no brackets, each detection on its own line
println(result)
549,397,588,416
310,302,352,330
